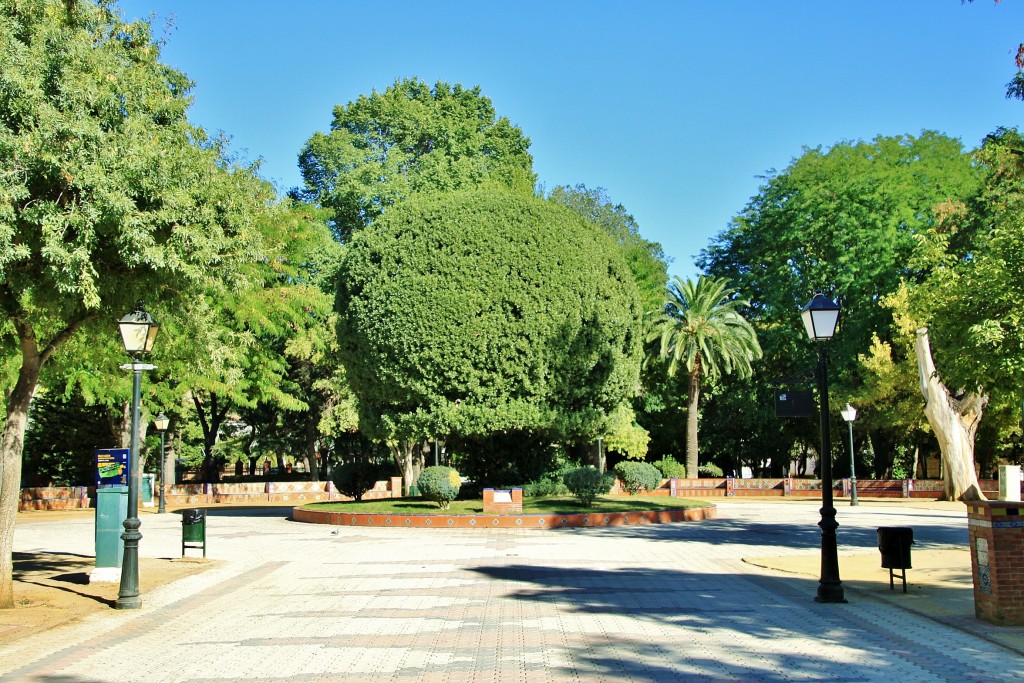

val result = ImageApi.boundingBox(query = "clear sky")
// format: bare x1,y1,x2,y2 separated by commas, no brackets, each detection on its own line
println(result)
120,0,1023,281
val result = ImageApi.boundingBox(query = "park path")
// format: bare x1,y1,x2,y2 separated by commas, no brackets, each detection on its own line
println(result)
1,501,1020,682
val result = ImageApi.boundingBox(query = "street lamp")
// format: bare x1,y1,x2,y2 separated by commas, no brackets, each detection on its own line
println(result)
801,293,846,603
841,403,858,507
116,301,158,610
154,412,170,514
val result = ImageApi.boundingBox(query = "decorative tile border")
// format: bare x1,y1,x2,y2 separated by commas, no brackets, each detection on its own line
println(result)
292,505,717,529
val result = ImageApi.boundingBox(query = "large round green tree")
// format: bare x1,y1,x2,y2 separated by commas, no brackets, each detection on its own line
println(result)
336,187,643,492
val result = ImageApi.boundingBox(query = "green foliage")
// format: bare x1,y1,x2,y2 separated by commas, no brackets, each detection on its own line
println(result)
521,474,570,498
649,276,762,382
448,431,561,488
332,453,394,502
298,77,536,242
22,388,113,486
889,444,914,480
695,132,981,472
647,275,762,478
548,185,668,315
601,403,650,461
698,463,725,478
336,187,644,449
562,466,613,507
613,461,663,494
913,130,1024,404
417,465,462,509
653,456,686,479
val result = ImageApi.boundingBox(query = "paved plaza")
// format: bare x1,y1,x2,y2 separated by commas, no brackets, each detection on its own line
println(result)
3,500,1023,682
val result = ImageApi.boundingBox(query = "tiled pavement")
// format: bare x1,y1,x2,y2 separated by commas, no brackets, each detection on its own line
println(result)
2,501,1022,682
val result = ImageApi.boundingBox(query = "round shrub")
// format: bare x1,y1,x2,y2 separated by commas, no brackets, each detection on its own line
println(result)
563,466,613,507
417,466,462,509
614,461,663,494
332,458,394,502
653,456,686,479
336,187,643,445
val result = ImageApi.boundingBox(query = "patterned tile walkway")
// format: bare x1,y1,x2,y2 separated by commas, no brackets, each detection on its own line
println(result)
2,501,1021,682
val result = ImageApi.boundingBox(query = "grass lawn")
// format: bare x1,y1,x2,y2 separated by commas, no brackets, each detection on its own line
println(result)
301,495,712,515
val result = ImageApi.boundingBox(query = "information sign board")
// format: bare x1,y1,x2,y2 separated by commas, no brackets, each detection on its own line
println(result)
96,448,130,487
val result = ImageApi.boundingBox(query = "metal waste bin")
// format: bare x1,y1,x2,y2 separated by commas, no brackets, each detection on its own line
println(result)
181,508,207,557
877,526,913,592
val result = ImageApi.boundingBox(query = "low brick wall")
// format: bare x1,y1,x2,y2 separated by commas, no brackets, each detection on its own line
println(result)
17,476,1007,511
483,488,523,514
294,505,717,529
18,486,92,511
18,477,403,511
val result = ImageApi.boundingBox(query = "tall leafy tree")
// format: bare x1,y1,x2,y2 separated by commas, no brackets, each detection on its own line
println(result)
337,187,643,492
161,202,341,481
297,77,536,242
697,133,980,474
901,128,1024,497
647,276,762,478
0,0,270,607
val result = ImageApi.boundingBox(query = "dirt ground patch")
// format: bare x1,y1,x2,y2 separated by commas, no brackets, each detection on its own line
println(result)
1,552,216,643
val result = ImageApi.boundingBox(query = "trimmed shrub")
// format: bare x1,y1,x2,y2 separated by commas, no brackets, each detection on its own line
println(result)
563,467,613,507
653,456,686,479
417,466,462,509
614,461,662,494
332,458,394,502
698,463,725,478
522,476,570,498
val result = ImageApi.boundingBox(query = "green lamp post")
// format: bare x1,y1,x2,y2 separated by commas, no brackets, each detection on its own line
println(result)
116,301,158,610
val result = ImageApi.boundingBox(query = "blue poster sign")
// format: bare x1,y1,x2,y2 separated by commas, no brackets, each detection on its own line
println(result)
96,448,130,487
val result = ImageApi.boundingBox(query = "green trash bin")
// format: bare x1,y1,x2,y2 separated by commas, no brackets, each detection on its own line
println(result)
181,508,207,558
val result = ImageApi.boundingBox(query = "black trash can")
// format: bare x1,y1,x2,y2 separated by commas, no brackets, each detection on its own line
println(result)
877,526,913,592
181,508,207,558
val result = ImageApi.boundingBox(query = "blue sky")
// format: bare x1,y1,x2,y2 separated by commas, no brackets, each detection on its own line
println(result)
120,1,1023,281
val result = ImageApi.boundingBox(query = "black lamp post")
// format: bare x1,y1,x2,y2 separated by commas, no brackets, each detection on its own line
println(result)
841,403,858,507
154,412,169,514
116,301,158,610
801,293,846,603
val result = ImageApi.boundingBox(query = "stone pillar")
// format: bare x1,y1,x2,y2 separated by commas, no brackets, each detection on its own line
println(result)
999,465,1022,502
967,501,1024,625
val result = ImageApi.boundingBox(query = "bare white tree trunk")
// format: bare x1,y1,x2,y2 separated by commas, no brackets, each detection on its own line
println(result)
915,328,987,502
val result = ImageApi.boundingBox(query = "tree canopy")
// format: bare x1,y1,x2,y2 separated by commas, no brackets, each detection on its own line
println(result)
547,185,669,315
336,186,643,486
695,132,981,475
0,0,273,607
297,77,537,242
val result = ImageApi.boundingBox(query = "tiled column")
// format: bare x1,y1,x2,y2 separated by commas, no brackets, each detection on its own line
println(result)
968,501,1024,625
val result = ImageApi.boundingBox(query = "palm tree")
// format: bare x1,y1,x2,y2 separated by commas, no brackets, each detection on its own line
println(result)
648,275,762,478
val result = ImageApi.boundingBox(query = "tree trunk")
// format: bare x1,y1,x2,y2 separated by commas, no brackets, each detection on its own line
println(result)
915,328,987,502
390,440,424,496
685,362,702,478
192,391,229,483
1,315,91,608
0,351,41,608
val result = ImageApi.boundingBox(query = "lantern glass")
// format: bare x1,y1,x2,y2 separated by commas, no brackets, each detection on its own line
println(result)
118,304,158,354
801,294,840,340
